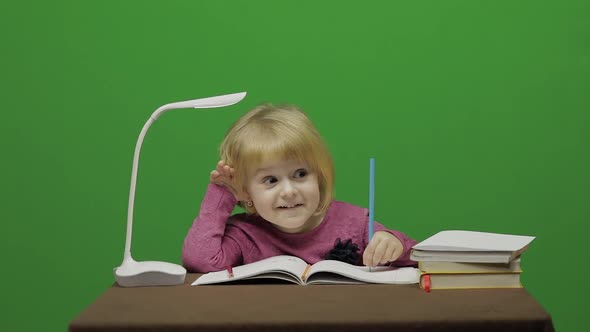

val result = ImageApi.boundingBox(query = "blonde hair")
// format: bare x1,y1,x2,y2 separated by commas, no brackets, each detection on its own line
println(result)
220,104,334,214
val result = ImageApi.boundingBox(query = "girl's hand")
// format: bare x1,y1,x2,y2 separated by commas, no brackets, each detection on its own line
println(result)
210,160,243,201
363,231,404,267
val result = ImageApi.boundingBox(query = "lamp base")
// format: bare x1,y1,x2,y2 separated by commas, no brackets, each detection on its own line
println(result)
114,258,186,287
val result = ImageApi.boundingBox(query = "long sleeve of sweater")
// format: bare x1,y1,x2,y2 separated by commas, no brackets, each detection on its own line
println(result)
182,184,245,272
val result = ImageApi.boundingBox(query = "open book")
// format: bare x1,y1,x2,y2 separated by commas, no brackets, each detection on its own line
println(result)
411,230,535,263
192,255,420,286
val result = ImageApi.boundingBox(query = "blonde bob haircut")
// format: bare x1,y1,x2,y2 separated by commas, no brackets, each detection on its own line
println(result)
219,104,334,215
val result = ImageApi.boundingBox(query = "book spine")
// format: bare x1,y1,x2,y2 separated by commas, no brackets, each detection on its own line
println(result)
301,264,312,283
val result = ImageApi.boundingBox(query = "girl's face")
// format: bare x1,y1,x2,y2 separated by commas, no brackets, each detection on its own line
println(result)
245,158,323,233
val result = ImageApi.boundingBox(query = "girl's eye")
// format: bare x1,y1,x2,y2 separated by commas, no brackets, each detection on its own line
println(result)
294,169,308,178
262,176,278,185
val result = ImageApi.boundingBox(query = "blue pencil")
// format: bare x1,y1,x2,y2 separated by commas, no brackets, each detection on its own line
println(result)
368,158,375,270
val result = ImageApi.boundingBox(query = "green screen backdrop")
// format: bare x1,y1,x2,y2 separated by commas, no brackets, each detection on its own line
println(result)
1,1,588,331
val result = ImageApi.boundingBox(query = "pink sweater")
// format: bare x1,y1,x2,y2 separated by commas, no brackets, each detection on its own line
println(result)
182,184,417,272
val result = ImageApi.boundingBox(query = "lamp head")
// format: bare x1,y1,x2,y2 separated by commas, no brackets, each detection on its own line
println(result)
152,91,247,120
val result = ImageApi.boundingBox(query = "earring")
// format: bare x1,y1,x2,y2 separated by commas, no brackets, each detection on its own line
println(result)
246,201,253,207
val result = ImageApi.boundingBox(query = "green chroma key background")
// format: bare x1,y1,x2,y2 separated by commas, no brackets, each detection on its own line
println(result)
1,1,587,331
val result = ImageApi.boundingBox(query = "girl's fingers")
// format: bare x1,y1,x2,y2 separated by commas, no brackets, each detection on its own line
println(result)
362,244,373,267
372,239,389,266
390,245,402,262
211,161,239,200
381,242,396,264
363,237,380,267
364,232,405,266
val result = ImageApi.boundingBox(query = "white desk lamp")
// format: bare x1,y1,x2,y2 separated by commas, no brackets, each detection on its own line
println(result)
114,91,248,287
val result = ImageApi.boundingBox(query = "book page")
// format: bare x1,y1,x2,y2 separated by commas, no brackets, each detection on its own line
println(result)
307,260,419,284
412,230,535,251
192,255,308,285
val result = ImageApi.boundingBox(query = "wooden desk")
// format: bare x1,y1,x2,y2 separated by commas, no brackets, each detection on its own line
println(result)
69,273,554,332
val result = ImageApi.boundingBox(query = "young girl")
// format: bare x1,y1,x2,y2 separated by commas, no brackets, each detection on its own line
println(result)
182,104,417,272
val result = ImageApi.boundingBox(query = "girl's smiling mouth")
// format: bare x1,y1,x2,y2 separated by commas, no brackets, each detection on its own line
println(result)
277,203,303,209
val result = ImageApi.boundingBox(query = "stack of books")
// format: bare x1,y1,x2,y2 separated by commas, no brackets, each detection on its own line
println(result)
410,230,535,291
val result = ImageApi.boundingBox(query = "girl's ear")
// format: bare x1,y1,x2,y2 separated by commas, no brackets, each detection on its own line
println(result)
240,189,256,213
239,187,251,203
